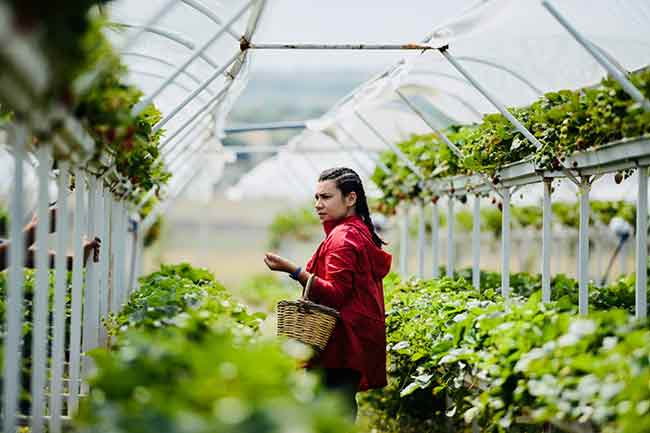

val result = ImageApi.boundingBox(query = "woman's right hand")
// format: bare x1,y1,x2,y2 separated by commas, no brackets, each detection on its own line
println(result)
264,252,296,274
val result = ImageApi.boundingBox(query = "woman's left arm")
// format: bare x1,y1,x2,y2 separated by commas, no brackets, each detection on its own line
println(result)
303,243,356,309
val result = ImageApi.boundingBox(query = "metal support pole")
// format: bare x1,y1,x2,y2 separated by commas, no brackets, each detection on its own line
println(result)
636,167,648,319
249,42,438,50
400,204,409,276
542,1,650,112
472,194,481,289
440,49,544,151
417,200,425,279
395,89,463,157
81,175,98,395
153,52,240,132
159,81,231,150
128,221,139,294
99,186,111,346
447,197,455,277
501,188,511,298
2,124,26,433
355,111,424,179
432,203,440,278
396,88,502,197
30,144,51,433
68,169,86,413
50,163,69,433
110,197,119,313
132,0,256,116
578,180,591,315
542,180,552,303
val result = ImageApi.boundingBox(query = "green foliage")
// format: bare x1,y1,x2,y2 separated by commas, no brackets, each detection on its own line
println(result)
268,206,320,249
371,127,473,215
77,26,171,195
106,263,263,336
362,271,650,433
76,263,357,433
373,69,650,209
0,203,9,237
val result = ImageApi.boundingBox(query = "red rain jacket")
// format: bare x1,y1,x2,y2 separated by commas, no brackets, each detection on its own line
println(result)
305,215,392,391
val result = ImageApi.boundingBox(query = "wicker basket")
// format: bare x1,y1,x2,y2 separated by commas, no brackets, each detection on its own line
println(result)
276,274,340,352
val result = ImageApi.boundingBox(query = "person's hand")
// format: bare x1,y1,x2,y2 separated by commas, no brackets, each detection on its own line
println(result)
26,206,57,235
83,237,101,264
264,252,297,274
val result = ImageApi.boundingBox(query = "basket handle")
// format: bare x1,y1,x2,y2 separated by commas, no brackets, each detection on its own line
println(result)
301,274,315,300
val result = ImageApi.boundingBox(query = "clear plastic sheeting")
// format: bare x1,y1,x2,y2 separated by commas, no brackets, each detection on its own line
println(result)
232,0,650,200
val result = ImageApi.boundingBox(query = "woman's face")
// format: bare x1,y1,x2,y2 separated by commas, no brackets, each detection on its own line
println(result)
314,180,356,222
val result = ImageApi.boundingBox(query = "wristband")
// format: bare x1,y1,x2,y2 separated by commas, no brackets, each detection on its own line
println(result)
289,266,301,280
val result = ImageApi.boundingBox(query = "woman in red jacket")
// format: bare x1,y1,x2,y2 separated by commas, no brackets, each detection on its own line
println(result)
264,167,392,419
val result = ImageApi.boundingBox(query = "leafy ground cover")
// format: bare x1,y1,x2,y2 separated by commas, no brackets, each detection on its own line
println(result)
73,263,357,433
361,271,650,433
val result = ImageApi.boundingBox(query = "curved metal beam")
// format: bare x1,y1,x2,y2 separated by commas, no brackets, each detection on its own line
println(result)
181,0,240,40
121,51,216,95
126,69,209,105
455,56,544,96
108,23,220,69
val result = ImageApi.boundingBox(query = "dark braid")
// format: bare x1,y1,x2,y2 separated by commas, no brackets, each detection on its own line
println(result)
318,167,387,247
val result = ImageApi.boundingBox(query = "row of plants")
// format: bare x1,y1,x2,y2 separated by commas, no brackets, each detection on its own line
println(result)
371,68,650,214
361,271,650,433
73,263,357,433
1,2,171,202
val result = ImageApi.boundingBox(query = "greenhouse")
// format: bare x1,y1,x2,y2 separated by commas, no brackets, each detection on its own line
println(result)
2,0,650,432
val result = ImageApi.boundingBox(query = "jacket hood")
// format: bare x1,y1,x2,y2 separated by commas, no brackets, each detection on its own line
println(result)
323,215,392,279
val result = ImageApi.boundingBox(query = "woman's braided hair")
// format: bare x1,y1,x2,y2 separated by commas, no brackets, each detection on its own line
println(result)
318,167,386,247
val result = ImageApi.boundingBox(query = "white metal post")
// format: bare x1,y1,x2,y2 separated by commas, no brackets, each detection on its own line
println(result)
636,167,648,319
472,194,481,289
432,202,440,278
119,200,128,305
68,169,86,414
417,200,425,279
109,196,119,313
542,180,552,303
400,204,409,276
30,145,51,433
578,180,591,315
114,199,123,308
81,175,98,395
50,163,69,433
2,124,27,433
447,196,455,277
99,185,111,346
501,188,511,298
